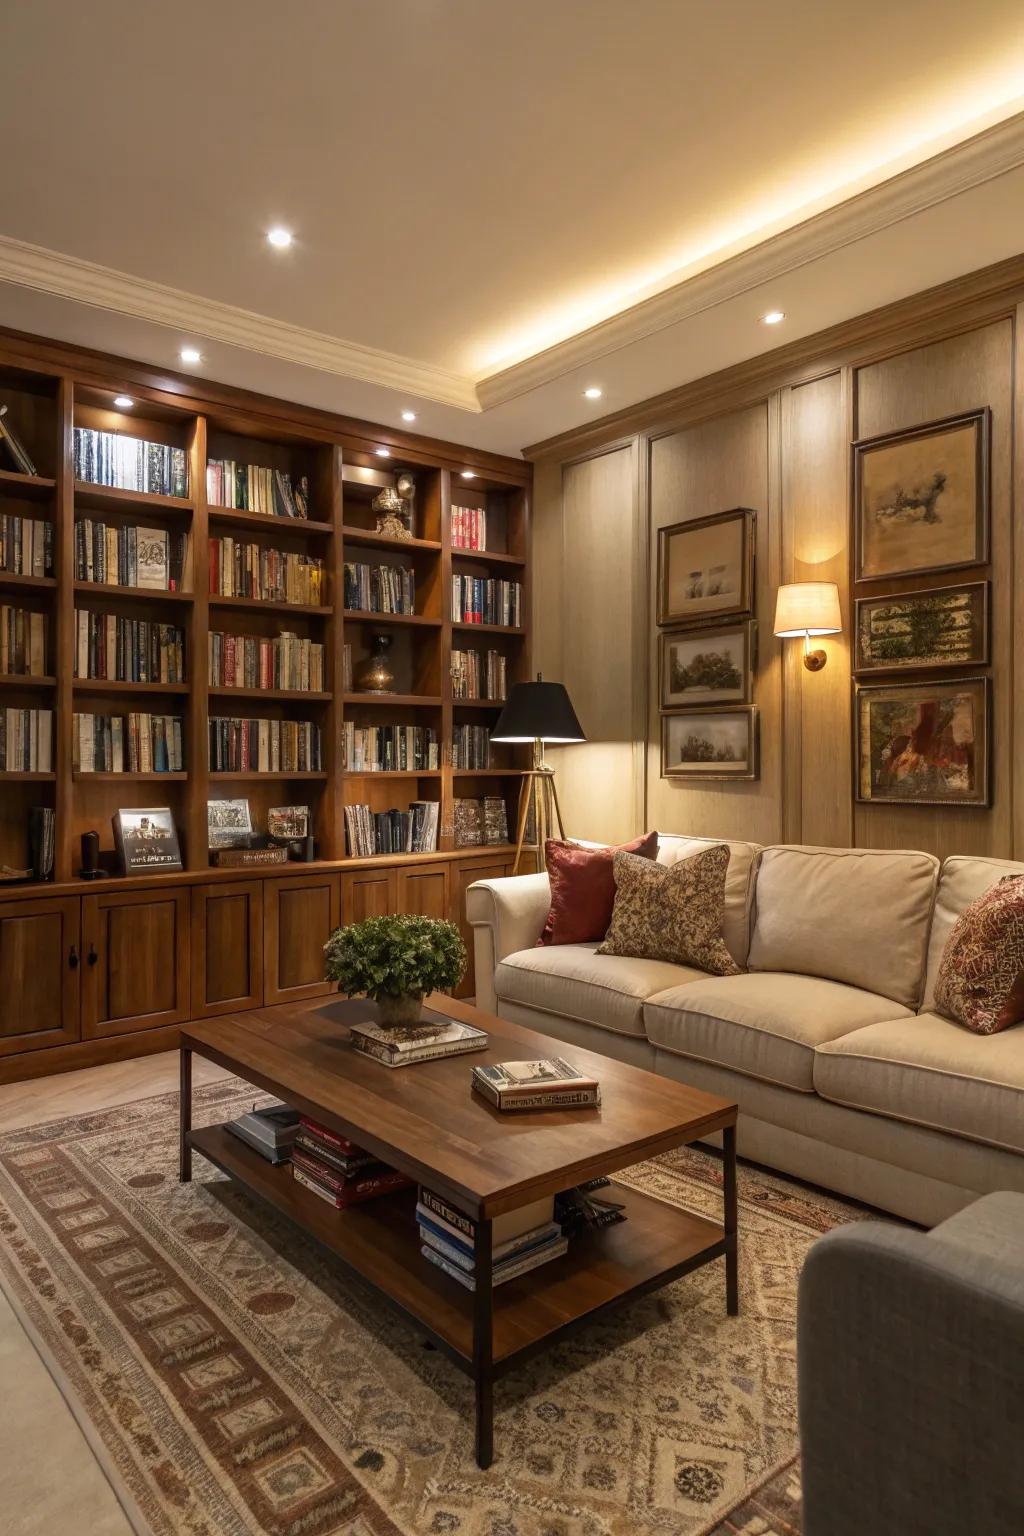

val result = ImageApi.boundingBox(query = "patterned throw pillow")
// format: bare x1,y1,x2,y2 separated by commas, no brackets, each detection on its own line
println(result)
934,874,1024,1035
598,844,740,975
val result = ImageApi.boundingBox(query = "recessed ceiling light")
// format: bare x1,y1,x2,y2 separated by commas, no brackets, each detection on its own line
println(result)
179,346,202,365
761,310,785,325
583,386,603,400
460,470,476,480
375,447,391,458
113,395,134,410
401,410,417,423
266,226,293,249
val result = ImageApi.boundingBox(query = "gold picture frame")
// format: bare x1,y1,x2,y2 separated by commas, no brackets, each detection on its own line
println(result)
854,582,989,675
853,676,990,807
661,706,759,780
656,508,756,627
659,621,756,709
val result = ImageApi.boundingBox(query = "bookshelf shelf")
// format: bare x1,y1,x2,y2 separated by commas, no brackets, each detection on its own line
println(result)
0,770,56,782
0,470,57,500
208,771,328,781
208,507,334,536
73,581,193,604
0,674,57,690
452,768,527,777
0,573,57,592
72,679,190,695
72,771,189,782
451,622,526,636
342,692,442,707
452,698,506,709
341,769,442,780
208,595,331,616
74,482,193,517
451,549,526,568
341,526,442,553
208,687,332,703
343,610,442,628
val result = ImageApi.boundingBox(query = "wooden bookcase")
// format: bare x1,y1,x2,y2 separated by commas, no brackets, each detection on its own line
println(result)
0,328,533,1081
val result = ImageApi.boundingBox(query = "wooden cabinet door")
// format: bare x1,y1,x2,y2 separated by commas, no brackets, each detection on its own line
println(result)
264,874,340,1005
82,888,190,1037
0,898,82,1057
395,862,449,920
191,881,263,1018
341,867,396,925
450,858,513,998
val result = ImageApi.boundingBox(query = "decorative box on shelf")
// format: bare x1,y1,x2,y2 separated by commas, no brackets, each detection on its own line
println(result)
211,845,289,868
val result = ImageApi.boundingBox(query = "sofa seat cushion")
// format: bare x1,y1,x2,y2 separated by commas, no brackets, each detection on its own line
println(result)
814,1012,1024,1155
495,944,705,1037
644,972,912,1092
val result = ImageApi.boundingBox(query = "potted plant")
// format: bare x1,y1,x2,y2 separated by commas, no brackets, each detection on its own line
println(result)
324,913,467,1028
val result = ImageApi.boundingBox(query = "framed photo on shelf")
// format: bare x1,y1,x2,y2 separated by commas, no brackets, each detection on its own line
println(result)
853,409,989,582
854,676,990,807
112,808,183,875
207,798,253,849
267,805,310,842
854,582,989,674
659,621,755,709
656,508,755,627
661,707,759,781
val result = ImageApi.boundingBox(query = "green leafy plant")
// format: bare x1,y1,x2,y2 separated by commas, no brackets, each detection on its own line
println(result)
324,914,467,1003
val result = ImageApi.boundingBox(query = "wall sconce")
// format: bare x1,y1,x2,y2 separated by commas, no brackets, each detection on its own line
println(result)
774,581,842,671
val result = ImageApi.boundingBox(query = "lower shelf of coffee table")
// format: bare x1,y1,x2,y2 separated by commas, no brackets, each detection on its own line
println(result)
189,1122,725,1368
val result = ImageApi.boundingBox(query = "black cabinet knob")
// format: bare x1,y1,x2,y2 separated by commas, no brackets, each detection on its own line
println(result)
87,944,98,966
69,946,79,969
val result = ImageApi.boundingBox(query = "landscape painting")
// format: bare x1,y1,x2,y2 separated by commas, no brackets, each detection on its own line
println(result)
856,677,989,806
855,583,988,673
855,410,988,580
657,508,754,626
660,621,754,707
662,707,758,780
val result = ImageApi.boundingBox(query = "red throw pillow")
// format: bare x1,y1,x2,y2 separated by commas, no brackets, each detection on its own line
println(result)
538,833,659,946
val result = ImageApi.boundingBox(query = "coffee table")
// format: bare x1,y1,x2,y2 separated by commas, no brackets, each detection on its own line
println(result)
179,993,738,1468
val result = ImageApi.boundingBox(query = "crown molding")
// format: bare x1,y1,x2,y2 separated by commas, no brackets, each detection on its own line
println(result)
478,108,1024,409
0,235,481,413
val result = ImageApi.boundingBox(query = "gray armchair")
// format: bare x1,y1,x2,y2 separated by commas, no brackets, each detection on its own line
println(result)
798,1191,1024,1535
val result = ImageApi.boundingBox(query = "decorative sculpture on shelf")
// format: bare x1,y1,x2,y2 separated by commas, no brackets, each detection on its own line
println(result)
373,473,416,541
354,633,396,694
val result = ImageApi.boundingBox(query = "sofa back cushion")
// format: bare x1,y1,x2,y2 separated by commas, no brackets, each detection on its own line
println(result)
747,844,939,1008
656,834,760,965
922,855,1024,1012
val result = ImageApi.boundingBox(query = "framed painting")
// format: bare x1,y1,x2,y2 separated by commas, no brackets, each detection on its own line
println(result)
661,706,759,781
853,409,989,581
657,507,755,627
854,676,990,807
659,621,756,708
854,582,989,674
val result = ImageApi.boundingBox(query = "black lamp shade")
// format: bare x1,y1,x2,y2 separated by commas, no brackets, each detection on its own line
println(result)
491,677,586,743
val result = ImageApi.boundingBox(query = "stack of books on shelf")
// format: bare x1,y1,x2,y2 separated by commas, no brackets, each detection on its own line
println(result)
343,562,415,614
342,721,439,772
0,708,53,771
450,648,507,700
450,504,487,550
75,613,185,684
452,575,522,626
450,723,490,769
75,521,187,590
472,1058,601,1112
343,800,439,856
74,428,188,499
226,1102,300,1164
1,605,46,676
453,796,509,847
349,1015,488,1069
292,1117,412,1208
209,538,324,604
208,631,324,692
206,460,309,519
73,712,183,773
209,716,322,774
417,1188,567,1292
0,514,53,577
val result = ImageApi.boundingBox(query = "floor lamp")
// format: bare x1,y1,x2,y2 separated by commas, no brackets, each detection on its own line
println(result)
491,675,586,874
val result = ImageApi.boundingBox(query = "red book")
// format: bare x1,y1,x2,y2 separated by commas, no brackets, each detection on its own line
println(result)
298,1115,363,1156
292,1161,412,1209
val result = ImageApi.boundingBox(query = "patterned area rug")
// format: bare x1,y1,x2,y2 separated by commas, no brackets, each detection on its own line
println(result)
0,1079,861,1536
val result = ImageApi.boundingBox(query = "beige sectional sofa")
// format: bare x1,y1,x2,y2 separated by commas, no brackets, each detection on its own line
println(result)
466,836,1024,1226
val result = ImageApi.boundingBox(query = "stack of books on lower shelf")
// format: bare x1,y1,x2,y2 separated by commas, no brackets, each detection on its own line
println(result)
291,1116,413,1207
226,1102,300,1164
471,1058,602,1111
417,1187,567,1291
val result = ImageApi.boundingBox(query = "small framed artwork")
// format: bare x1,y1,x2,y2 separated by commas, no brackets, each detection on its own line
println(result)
267,805,310,842
659,621,756,708
207,798,253,849
112,808,183,874
657,507,755,627
853,409,989,582
855,582,989,674
854,676,990,807
661,707,759,780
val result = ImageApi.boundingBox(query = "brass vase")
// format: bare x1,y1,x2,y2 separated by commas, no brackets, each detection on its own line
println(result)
354,633,396,694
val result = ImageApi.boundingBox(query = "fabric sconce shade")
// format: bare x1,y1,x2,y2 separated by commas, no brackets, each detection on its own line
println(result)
773,582,842,671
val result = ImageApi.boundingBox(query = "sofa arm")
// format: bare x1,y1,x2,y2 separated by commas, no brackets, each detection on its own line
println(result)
465,873,551,1012
798,1202,1024,1536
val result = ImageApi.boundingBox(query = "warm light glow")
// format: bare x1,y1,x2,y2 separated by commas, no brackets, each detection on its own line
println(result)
401,410,417,422
266,227,293,249
761,310,785,325
113,395,134,409
774,582,842,638
179,346,202,365
375,447,391,457
460,470,476,480
583,386,603,399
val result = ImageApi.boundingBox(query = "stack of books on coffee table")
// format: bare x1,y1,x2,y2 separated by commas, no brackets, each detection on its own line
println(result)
226,1102,300,1164
417,1186,568,1291
471,1058,601,1111
292,1116,413,1208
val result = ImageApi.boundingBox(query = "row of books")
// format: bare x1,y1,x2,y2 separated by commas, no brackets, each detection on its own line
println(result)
209,539,325,605
450,723,490,769
1,605,47,676
1,707,53,771
73,428,188,499
208,631,325,693
453,796,509,847
343,562,415,615
452,576,522,627
72,711,183,774
209,716,322,774
0,514,53,577
450,648,507,700
75,521,188,591
74,613,185,684
343,800,440,857
450,503,488,551
418,1186,567,1292
206,460,310,519
342,722,440,773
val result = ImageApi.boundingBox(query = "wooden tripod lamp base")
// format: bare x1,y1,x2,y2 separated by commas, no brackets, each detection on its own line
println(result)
511,759,566,875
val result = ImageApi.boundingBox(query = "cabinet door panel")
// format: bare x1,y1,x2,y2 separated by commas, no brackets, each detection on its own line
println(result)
264,875,340,1004
0,898,81,1056
341,869,396,925
395,863,449,921
191,882,263,1018
450,859,514,999
83,889,190,1037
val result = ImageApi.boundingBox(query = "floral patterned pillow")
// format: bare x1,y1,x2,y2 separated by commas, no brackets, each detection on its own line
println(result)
934,875,1024,1035
598,844,740,976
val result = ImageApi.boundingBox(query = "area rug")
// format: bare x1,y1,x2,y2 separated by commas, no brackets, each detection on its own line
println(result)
0,1079,863,1536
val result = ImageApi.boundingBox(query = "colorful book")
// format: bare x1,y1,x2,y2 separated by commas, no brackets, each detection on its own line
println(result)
418,1187,554,1247
422,1235,568,1291
292,1162,412,1208
416,1206,562,1266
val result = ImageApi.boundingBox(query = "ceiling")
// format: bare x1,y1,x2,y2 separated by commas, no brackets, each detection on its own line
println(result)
2,0,1024,456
